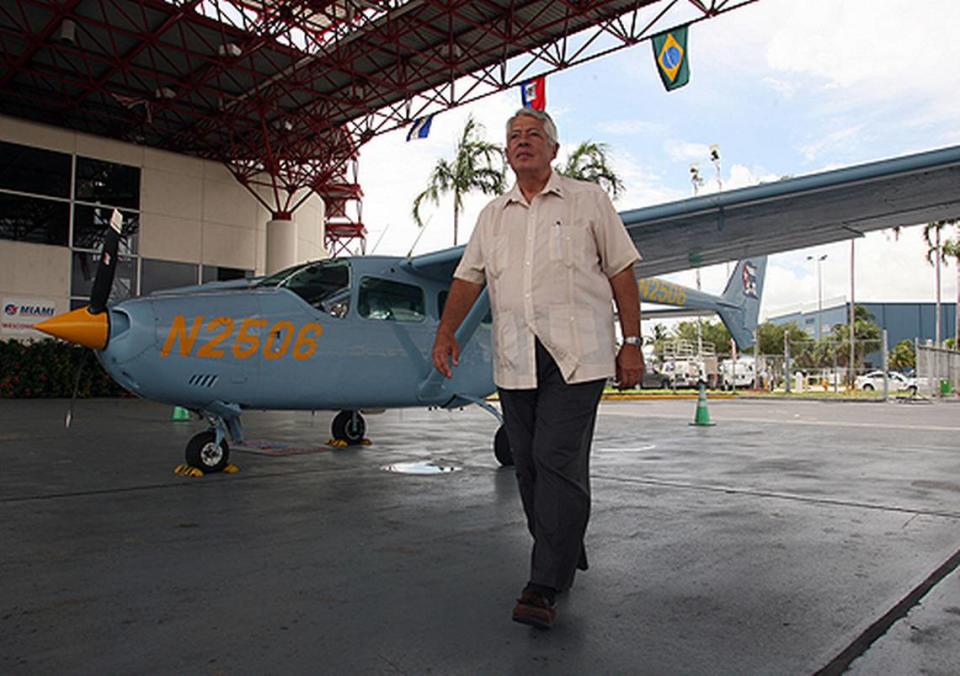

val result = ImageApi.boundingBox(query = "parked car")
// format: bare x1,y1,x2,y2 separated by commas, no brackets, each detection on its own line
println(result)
855,370,917,393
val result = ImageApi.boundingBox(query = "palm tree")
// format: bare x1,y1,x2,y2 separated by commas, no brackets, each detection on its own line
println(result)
941,228,960,347
922,220,958,345
556,141,625,200
412,116,505,246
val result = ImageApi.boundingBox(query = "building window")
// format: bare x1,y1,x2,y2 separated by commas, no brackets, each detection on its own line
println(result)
69,157,142,305
141,259,200,295
202,265,253,283
71,251,138,304
0,141,71,198
359,277,424,322
72,204,139,254
75,157,140,210
0,193,69,245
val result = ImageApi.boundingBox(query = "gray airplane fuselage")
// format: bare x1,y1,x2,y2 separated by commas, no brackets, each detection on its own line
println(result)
96,256,494,412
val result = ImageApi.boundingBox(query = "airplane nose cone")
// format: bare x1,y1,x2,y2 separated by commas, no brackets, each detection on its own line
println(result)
34,307,109,350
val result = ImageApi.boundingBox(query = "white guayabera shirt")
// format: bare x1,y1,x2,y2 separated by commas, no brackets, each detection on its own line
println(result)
454,171,641,389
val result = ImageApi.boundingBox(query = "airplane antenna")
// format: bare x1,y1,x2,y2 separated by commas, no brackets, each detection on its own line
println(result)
406,214,432,258
370,224,391,254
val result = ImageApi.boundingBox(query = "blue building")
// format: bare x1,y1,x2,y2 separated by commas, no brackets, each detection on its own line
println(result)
768,301,957,367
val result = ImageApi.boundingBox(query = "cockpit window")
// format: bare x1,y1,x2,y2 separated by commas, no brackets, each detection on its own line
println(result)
263,259,351,317
359,277,424,322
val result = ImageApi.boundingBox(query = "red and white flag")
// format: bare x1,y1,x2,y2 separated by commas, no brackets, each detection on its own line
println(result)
520,76,546,111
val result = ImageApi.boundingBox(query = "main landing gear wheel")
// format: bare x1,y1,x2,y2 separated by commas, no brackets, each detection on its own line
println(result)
494,425,513,467
185,430,230,473
332,410,366,445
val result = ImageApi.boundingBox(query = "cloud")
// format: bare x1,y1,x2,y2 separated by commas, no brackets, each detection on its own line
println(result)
596,119,667,136
761,77,798,100
664,140,711,164
797,125,864,162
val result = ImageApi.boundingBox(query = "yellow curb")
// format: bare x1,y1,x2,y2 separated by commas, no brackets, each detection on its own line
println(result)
602,393,739,401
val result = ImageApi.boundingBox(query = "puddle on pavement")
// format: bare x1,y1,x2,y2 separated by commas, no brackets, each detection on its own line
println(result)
381,460,462,475
596,444,657,453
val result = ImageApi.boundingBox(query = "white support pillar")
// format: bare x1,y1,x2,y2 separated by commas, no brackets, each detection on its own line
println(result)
266,217,297,275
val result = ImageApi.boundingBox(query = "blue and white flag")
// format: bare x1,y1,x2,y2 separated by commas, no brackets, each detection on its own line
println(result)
406,114,434,141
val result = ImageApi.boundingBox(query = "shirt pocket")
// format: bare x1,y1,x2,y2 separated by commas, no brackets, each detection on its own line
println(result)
488,235,511,279
494,314,518,370
549,224,591,268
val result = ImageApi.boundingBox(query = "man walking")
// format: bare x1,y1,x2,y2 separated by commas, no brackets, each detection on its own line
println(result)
432,108,643,628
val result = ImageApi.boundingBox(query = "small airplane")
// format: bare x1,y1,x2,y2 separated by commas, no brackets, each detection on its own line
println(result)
34,143,960,473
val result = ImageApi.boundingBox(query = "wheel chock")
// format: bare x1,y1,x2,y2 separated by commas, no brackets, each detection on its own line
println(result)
327,438,349,448
224,464,240,474
361,438,373,446
174,464,205,477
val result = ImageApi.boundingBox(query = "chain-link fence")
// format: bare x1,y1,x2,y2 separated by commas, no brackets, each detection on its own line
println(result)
917,343,960,398
646,333,959,397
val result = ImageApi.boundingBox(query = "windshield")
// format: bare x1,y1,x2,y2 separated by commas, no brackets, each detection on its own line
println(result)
256,262,311,288
263,259,351,317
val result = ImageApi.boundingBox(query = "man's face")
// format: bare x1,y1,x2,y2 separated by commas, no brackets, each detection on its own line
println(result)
506,115,558,175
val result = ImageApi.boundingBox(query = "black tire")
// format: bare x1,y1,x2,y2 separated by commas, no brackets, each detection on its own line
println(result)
908,385,918,396
332,410,366,444
494,425,513,467
863,383,874,391
185,430,229,473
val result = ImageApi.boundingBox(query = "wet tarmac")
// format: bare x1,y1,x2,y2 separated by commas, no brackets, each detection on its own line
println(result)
2,397,959,674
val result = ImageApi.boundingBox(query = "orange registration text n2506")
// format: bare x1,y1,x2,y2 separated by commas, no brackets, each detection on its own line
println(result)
160,316,322,361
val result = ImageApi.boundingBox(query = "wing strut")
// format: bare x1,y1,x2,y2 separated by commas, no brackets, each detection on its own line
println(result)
417,288,490,403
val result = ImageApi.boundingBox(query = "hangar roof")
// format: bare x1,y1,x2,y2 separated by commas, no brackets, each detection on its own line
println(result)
1,0,751,161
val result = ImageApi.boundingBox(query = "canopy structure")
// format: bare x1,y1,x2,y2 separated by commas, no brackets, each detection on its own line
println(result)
1,0,756,253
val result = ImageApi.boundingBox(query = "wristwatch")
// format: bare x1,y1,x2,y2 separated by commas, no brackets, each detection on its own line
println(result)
623,336,643,347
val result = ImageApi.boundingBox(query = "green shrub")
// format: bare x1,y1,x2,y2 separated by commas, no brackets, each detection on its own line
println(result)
0,339,128,398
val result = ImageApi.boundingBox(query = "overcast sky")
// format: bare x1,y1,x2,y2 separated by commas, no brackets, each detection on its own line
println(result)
356,0,960,324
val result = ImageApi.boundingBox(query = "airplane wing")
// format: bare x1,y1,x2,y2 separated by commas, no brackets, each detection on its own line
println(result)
401,245,466,281
400,144,960,281
621,144,960,278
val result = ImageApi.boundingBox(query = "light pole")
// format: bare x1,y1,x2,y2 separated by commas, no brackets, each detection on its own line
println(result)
690,164,705,354
849,239,856,388
807,253,827,339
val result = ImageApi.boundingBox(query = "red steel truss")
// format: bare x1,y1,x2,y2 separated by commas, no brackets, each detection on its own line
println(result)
0,0,756,255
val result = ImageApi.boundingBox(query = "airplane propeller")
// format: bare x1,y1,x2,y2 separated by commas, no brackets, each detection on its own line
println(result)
35,209,123,351
88,208,123,315
34,209,124,427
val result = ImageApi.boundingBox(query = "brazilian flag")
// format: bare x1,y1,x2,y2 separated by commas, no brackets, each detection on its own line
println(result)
652,25,690,91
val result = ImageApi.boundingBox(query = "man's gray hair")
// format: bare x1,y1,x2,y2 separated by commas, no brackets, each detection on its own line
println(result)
506,108,559,148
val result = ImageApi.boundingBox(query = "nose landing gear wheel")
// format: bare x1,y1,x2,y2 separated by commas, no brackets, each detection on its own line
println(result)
494,425,513,466
185,430,230,473
332,410,366,445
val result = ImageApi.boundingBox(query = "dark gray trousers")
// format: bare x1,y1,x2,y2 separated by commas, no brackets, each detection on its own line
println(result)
498,340,606,591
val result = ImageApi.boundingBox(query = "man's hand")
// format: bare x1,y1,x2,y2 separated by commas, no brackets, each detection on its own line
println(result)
616,344,644,389
432,329,460,379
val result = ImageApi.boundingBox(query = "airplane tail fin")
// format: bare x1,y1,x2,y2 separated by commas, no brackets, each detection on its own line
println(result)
716,257,767,350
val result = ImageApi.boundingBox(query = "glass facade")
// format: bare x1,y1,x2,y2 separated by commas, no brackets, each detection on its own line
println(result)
140,258,200,295
1,139,254,310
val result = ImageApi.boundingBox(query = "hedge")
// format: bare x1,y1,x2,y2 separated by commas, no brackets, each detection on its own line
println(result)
0,339,128,398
